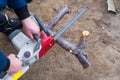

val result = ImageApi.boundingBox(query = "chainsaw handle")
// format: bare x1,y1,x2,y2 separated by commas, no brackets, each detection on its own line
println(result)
33,34,40,41
33,34,41,53
34,15,50,36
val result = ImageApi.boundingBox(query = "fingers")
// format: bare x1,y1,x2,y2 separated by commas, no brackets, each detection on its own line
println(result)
30,33,34,41
22,16,41,41
7,54,15,58
7,54,22,74
26,30,40,41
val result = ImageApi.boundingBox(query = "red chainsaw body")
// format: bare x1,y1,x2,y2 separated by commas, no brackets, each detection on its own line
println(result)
39,31,55,58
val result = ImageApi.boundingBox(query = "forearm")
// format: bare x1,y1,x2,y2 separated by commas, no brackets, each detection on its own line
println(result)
0,51,10,72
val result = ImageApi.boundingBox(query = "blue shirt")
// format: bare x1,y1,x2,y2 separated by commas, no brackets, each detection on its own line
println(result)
0,51,8,72
0,0,26,10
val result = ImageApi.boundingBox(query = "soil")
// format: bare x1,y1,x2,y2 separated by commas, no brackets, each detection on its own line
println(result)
1,0,120,80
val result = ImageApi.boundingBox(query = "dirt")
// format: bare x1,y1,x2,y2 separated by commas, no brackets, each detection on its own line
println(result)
1,0,120,80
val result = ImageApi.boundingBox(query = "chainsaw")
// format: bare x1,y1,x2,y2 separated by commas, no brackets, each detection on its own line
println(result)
0,6,89,80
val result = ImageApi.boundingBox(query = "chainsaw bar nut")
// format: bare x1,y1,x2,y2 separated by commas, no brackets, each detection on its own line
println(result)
24,51,31,58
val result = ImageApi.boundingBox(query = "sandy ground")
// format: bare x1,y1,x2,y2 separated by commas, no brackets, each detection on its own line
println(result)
1,0,120,80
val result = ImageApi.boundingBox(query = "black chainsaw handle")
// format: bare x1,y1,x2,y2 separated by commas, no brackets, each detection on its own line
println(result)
34,15,50,36
33,34,40,41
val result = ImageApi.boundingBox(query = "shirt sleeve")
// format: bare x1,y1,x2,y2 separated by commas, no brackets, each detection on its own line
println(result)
0,51,10,72
7,0,30,20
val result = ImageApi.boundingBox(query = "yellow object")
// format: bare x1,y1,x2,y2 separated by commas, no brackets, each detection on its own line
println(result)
12,71,23,80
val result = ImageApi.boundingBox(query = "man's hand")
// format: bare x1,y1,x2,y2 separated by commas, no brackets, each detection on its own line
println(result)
21,16,40,41
7,54,22,74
